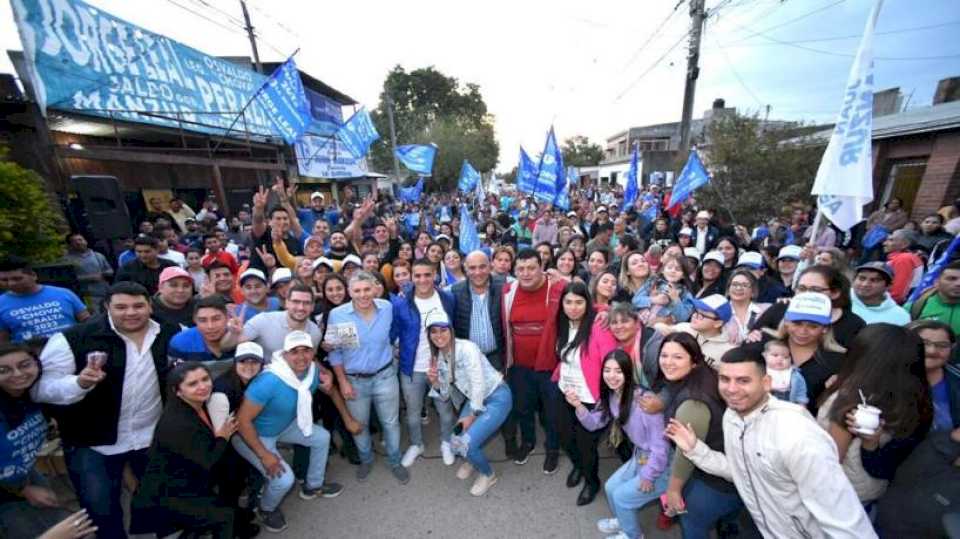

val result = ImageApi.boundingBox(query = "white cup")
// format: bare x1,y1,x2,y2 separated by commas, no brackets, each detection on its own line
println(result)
853,404,882,435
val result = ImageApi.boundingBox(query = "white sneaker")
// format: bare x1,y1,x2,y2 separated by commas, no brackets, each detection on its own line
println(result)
606,533,631,539
597,518,621,534
401,445,423,468
440,441,455,466
456,461,474,480
469,473,498,496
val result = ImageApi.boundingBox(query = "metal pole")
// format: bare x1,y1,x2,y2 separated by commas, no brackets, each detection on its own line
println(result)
678,0,706,157
239,0,263,73
385,92,402,181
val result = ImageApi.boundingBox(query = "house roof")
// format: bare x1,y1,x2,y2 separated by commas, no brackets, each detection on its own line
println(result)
808,100,960,142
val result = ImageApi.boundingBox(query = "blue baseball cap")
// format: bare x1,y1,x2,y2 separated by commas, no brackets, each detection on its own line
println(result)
784,292,832,326
690,294,732,323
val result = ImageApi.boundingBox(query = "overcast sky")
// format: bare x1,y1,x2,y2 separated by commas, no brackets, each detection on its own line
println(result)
1,0,958,172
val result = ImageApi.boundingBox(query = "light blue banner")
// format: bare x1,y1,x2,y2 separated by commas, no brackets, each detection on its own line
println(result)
305,87,343,136
533,128,563,204
396,144,437,176
11,0,305,140
517,147,537,194
459,205,481,255
554,166,577,211
258,57,312,144
337,107,380,158
622,148,640,211
399,177,424,203
667,150,711,209
458,160,480,192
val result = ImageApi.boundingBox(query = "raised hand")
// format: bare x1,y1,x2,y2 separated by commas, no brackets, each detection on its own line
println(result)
255,246,276,270
664,418,698,453
253,185,269,210
227,305,245,335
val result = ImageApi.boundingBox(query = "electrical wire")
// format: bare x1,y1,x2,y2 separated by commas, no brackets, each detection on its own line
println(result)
713,20,960,47
620,0,687,70
708,34,765,108
162,0,248,35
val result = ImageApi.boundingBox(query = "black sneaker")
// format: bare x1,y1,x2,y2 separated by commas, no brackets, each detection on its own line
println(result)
513,444,533,465
356,461,373,482
257,508,288,533
504,438,519,460
299,481,344,500
391,464,411,485
543,452,560,475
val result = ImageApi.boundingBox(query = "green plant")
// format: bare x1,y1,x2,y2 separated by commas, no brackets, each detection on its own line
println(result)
0,150,67,262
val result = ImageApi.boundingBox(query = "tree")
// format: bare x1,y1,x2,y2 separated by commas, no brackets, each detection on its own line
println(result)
369,66,499,191
696,112,824,225
0,148,67,262
561,135,604,167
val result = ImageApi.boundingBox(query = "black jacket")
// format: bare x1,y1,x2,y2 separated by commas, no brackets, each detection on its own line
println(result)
115,258,178,296
450,276,506,371
50,314,179,447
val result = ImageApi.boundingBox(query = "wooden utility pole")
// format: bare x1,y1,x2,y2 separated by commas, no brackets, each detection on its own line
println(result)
239,0,263,73
678,0,706,156
385,92,402,181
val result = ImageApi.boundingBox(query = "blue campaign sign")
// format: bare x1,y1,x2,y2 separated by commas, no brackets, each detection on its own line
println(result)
517,147,537,194
533,128,563,204
667,150,711,209
295,135,368,179
305,88,343,136
554,166,577,211
11,0,304,141
337,107,380,158
396,144,437,176
622,148,640,210
458,160,480,192
258,57,312,143
459,205,481,255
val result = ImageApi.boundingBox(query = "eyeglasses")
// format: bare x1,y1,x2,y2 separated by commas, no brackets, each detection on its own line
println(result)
692,311,719,321
729,282,752,290
796,285,830,294
922,339,953,350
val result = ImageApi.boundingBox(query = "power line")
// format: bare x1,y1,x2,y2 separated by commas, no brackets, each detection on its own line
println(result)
162,0,247,35
620,0,686,70
186,0,246,28
709,34,764,108
715,20,960,47
735,0,847,40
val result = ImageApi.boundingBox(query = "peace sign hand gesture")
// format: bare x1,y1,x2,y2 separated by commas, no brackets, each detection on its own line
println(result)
227,305,246,335
253,185,269,210
255,246,276,270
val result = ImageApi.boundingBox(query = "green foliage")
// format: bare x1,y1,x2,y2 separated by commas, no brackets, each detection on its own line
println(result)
698,112,824,225
370,66,499,191
0,150,67,262
561,135,604,167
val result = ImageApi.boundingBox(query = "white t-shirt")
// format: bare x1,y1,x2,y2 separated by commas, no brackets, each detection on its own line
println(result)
413,293,444,372
558,327,594,404
158,249,186,268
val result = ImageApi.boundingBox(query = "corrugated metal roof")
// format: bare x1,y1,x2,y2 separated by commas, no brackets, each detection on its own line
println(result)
808,100,960,142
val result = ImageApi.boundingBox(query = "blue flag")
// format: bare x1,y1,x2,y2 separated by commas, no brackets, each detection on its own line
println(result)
554,166,577,211
622,148,640,211
667,150,711,209
336,107,380,158
641,192,659,221
533,128,563,204
459,205,481,255
908,235,960,303
257,57,313,144
458,160,481,192
396,144,437,176
399,177,424,204
517,147,537,194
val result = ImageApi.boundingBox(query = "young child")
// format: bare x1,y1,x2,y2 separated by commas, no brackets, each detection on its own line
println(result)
654,294,735,370
634,257,694,324
764,340,808,405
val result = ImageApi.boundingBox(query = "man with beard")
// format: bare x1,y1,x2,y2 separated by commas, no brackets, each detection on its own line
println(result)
151,267,196,328
326,230,354,266
34,282,180,538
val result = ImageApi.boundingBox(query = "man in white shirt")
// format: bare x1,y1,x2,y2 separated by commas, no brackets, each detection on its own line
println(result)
665,347,876,539
34,282,181,539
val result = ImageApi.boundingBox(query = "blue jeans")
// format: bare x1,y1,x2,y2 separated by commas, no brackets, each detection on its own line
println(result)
345,364,402,466
680,477,744,539
604,457,669,539
401,371,456,447
63,446,148,539
460,384,512,476
506,365,560,452
231,422,331,512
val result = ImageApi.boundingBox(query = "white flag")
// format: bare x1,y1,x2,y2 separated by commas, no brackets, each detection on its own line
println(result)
810,0,883,231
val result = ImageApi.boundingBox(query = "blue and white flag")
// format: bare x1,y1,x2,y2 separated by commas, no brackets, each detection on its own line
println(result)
667,150,711,209
399,177,424,204
622,147,640,211
257,57,312,144
641,192,659,221
517,147,538,194
908,235,960,304
337,107,380,159
458,160,481,192
534,128,563,204
810,0,883,231
459,205,481,255
475,172,486,202
554,166,577,211
396,144,437,176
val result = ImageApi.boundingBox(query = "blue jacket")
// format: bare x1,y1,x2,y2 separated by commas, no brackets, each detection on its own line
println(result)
390,284,456,376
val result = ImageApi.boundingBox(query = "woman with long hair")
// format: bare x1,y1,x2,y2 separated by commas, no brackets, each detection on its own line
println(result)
635,257,695,325
714,236,739,272
586,248,611,280
693,251,726,299
396,241,415,263
589,271,619,311
535,241,555,271
491,246,516,282
443,250,466,286
131,362,247,539
723,269,769,345
817,324,933,503
608,303,664,390
570,350,669,539
567,234,587,263
653,333,742,538
616,251,656,307
414,231,432,259
552,282,618,506
909,320,960,431
425,312,511,497
549,248,583,284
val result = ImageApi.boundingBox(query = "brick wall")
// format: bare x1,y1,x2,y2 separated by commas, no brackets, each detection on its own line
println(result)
912,131,960,217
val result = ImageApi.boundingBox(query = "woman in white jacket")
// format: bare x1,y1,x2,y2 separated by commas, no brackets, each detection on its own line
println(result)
425,310,512,497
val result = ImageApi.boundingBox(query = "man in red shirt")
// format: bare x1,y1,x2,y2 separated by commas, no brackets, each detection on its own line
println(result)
502,249,565,473
201,233,239,275
883,229,923,304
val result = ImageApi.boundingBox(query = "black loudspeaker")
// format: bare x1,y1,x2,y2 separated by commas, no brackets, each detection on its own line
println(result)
72,175,133,241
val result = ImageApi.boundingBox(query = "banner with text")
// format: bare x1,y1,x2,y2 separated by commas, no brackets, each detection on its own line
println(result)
295,135,368,179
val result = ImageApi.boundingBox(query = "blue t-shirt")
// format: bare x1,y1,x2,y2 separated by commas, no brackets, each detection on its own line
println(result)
245,370,320,437
0,408,46,489
242,297,281,323
0,286,86,342
168,327,236,378
932,379,954,432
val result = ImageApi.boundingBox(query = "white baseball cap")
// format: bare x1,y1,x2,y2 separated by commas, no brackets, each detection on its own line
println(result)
678,227,693,237
683,247,701,260
270,267,293,286
239,268,267,285
702,251,725,266
777,245,803,261
310,191,324,200
283,330,314,352
737,251,764,269
235,342,264,363
785,292,832,326
312,257,335,271
341,254,362,269
424,309,451,329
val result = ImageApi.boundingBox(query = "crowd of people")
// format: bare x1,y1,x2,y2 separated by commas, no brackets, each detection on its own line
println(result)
0,176,959,538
